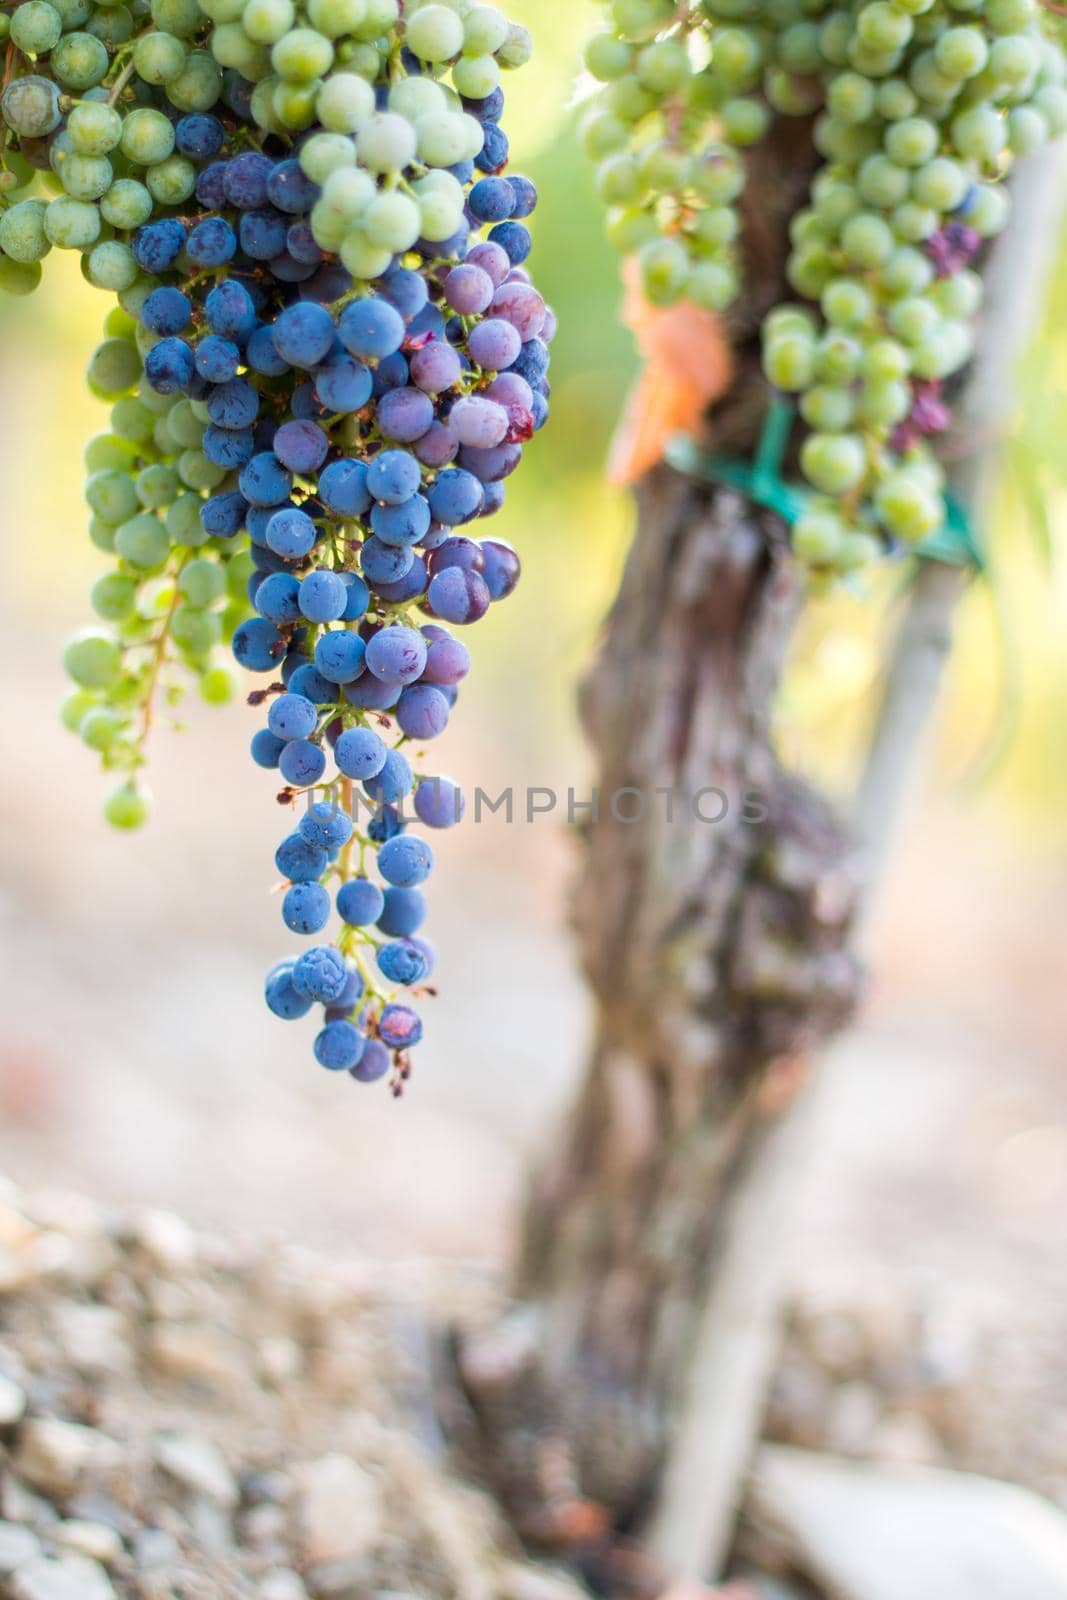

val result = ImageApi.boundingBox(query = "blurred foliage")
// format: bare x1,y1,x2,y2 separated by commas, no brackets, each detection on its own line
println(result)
4,0,1067,843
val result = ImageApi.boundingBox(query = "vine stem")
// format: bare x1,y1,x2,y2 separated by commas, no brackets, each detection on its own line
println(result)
138,557,188,746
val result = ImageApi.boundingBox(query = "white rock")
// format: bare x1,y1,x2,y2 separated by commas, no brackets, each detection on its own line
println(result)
751,1445,1067,1600
15,1422,121,1499
259,1573,310,1600
52,1308,130,1379
0,1374,27,1427
50,1523,123,1567
154,1433,238,1508
131,1211,197,1271
9,1553,115,1600
0,1522,41,1575
146,1324,241,1386
293,1455,380,1567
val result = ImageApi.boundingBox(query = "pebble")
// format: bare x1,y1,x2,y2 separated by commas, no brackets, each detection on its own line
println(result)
9,1553,115,1600
294,1455,380,1567
130,1210,197,1271
154,1432,238,1508
131,1529,180,1571
259,1574,310,1600
15,1421,121,1499
147,1323,242,1386
0,1522,41,1575
52,1307,131,1378
0,1373,27,1427
50,1522,123,1567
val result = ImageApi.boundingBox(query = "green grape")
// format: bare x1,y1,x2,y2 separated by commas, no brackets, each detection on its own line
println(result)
11,1,63,54
1006,104,1048,153
793,506,846,564
0,200,51,264
51,31,109,90
799,383,856,429
308,0,368,36
80,707,126,752
827,69,877,122
152,0,203,34
166,51,224,110
58,153,113,201
317,71,375,130
62,688,103,733
968,181,1010,234
115,513,169,570
951,103,1006,161
92,573,140,622
178,450,228,492
988,33,1037,88
199,666,237,704
67,101,123,156
857,378,910,425
86,240,139,290
64,630,123,690
134,31,189,83
120,108,176,165
605,206,658,250
171,606,222,655
857,1,913,54
362,191,421,251
44,197,101,250
180,559,227,608
638,235,690,304
357,110,418,170
890,200,938,242
272,25,334,80
721,95,770,143
887,293,940,344
243,0,294,41
146,155,197,204
934,25,988,79
874,472,942,540
167,493,211,541
407,3,464,61
840,210,894,265
764,330,816,390
857,152,910,205
103,784,150,830
86,5,134,44
800,431,867,493
687,259,738,309
879,244,933,295
884,114,939,165
911,154,967,208
821,278,872,328
586,32,634,80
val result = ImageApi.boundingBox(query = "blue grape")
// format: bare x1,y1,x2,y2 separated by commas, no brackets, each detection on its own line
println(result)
206,377,259,429
251,728,286,769
276,830,328,882
144,338,194,395
266,506,318,559
203,424,254,469
364,748,412,804
351,1037,390,1082
186,217,237,267
367,449,422,505
255,572,302,624
223,151,273,209
291,945,348,1002
334,724,387,780
361,536,414,585
377,939,428,986
175,114,224,159
132,218,187,273
232,617,283,672
379,1003,423,1050
267,158,319,213
265,961,314,1020
378,887,426,938
272,301,336,368
240,452,294,507
313,352,373,412
299,800,353,851
318,457,371,517
338,296,405,361
337,877,386,926
314,1020,366,1071
414,776,466,829
195,334,241,383
470,177,515,222
396,683,449,740
290,663,337,705
378,833,433,888
364,625,426,685
141,287,191,336
205,280,257,341
267,693,318,741
279,738,326,787
274,420,328,474
283,881,331,935
314,630,366,684
427,469,483,526
370,494,430,546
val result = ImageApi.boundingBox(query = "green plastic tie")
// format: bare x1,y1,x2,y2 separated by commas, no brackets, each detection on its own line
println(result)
664,398,984,572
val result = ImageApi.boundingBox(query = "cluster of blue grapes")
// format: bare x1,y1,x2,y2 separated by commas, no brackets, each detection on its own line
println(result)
583,0,1067,578
2,0,552,1089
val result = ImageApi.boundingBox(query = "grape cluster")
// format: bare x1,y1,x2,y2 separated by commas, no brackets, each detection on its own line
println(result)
2,0,551,1089
583,0,1067,577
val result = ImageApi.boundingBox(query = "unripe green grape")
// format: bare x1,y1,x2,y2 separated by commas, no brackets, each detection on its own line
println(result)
225,551,254,600
691,204,739,248
134,30,188,83
763,331,815,391
297,131,354,187
788,243,835,297
827,70,876,123
934,25,988,79
178,450,227,492
891,200,937,242
930,268,981,318
952,103,1006,161
874,472,942,541
711,25,763,86
390,75,446,122
151,0,202,33
765,65,823,115
793,507,846,565
988,33,1037,88
911,322,971,378
44,196,100,250
62,688,103,733
863,337,911,382
840,210,893,267
638,235,690,306
92,571,140,621
243,0,293,41
349,0,396,39
53,0,91,25
811,176,859,229
135,463,180,510
271,24,333,80
201,0,251,21
911,154,967,209
687,259,738,311
818,11,853,67
581,106,626,159
603,75,657,122
452,53,500,98
876,77,919,118
65,630,123,690
690,143,743,203
638,141,689,190
309,197,347,249
362,191,421,251
165,403,204,451
636,38,690,94
821,278,873,330
120,108,176,165
58,153,113,201
407,3,464,60
967,182,1010,236
272,79,319,128
1006,104,1048,153
790,209,829,248
857,378,910,425
86,239,139,289
86,4,134,44
317,163,374,226
167,493,211,541
111,396,155,444
415,184,463,241
308,0,366,35
67,102,123,157
800,432,867,494
100,179,153,230
605,206,658,251
1034,84,1067,135
858,153,910,207
315,71,375,132
585,30,632,80
814,115,880,164
339,225,392,280
166,51,224,109
463,4,508,55
857,0,913,52
354,109,415,171
199,666,237,705
764,305,818,341
879,244,933,295
496,19,533,69
986,0,1036,29
908,50,962,105
597,152,642,204
799,384,856,430
212,24,271,77
104,784,150,830
180,560,226,608
172,605,222,656
819,329,870,382
884,115,939,166
11,0,63,53
722,96,769,144
0,200,51,263
80,708,126,752
613,0,674,37
151,413,178,455
415,108,480,165
51,31,109,89
887,293,940,344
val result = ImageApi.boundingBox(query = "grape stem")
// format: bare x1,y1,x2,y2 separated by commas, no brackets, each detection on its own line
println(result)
2,41,15,94
138,555,188,745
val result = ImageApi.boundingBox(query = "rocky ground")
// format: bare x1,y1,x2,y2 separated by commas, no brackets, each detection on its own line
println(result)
5,1169,1067,1600
0,1176,585,1600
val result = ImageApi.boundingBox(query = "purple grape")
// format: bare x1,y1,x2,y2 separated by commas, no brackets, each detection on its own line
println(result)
443,264,494,315
448,395,509,449
426,566,491,626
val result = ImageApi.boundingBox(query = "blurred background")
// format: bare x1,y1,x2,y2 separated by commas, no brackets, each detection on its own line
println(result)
2,0,1067,1337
